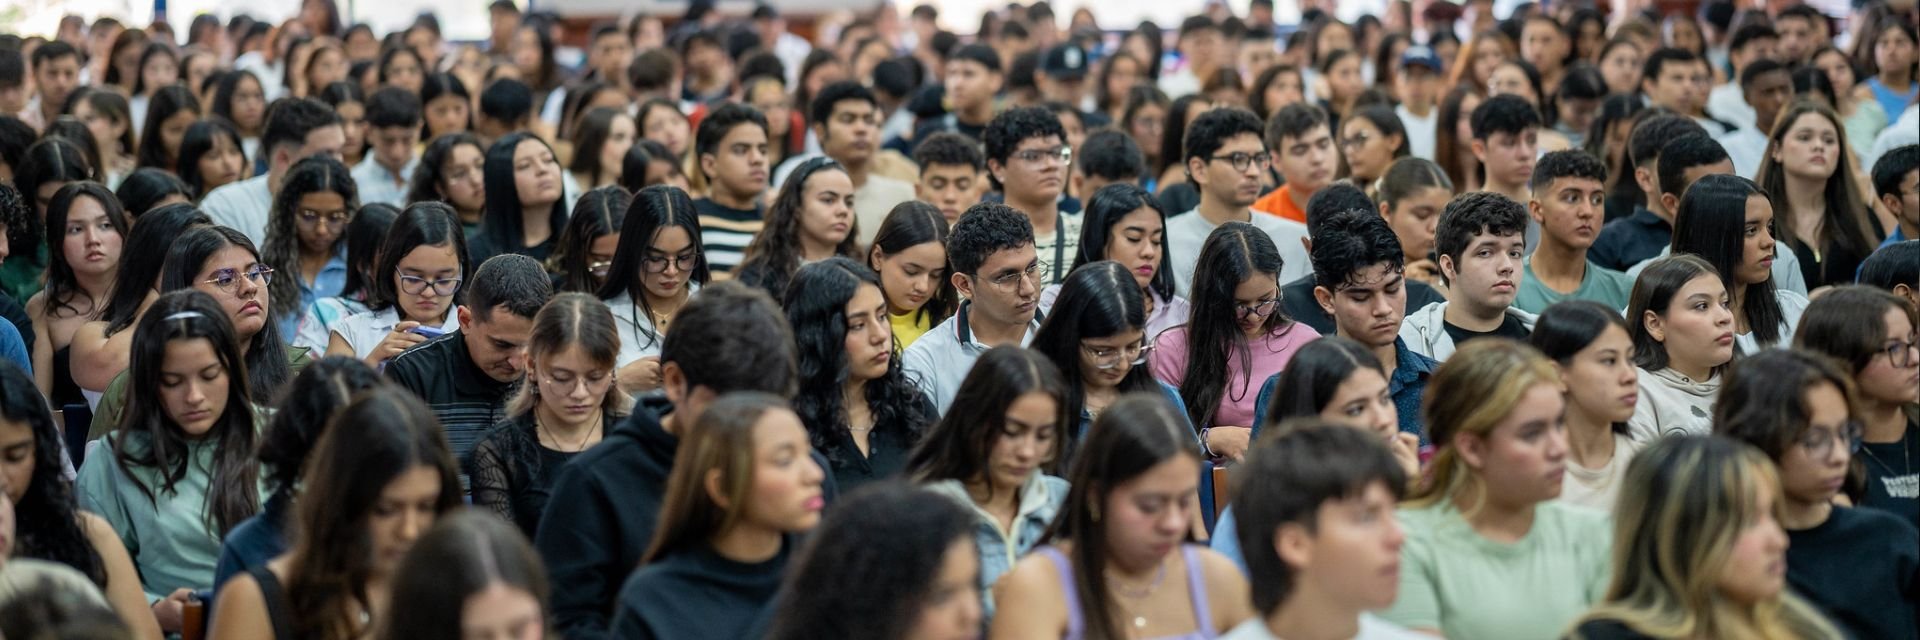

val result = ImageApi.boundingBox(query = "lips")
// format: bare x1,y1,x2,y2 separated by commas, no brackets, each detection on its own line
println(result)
1574,224,1594,236
1016,301,1037,313
180,409,211,423
1135,264,1156,277
1619,392,1638,408
1492,280,1515,292
240,301,262,315
804,495,825,511
1716,332,1735,346
871,351,891,366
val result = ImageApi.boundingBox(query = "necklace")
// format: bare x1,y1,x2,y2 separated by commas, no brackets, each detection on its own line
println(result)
1105,558,1167,599
537,412,601,453
1859,425,1916,479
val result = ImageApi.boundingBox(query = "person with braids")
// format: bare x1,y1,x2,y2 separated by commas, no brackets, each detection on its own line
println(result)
260,156,358,340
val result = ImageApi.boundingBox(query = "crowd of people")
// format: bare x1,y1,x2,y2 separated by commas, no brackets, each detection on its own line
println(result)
0,0,1916,637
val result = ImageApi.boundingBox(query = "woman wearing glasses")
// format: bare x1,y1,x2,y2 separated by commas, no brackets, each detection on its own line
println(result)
1038,184,1190,346
598,185,709,393
261,156,359,339
1149,222,1319,463
1031,261,1192,455
326,203,470,367
1794,286,1920,532
1713,349,1920,640
548,186,628,294
470,293,629,538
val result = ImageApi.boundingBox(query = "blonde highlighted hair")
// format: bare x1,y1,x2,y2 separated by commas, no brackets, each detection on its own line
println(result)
1407,339,1562,509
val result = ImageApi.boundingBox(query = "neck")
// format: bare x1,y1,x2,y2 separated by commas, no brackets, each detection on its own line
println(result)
1445,296,1507,332
843,378,868,415
966,303,1027,347
841,159,869,188
710,186,758,211
1669,358,1713,385
1881,69,1913,88
643,284,690,313
74,269,113,300
1404,99,1433,116
267,168,287,195
1453,485,1538,543
1367,337,1398,373
1529,235,1586,281
1197,195,1250,227
1010,194,1059,230
1564,403,1617,469
380,154,408,177
959,100,993,125
1266,589,1364,640
1898,217,1918,241
799,234,838,262
1863,399,1909,443
521,205,552,246
1487,179,1527,203
1780,494,1832,530
966,475,1020,511
1288,184,1315,212
299,248,332,278
1730,282,1752,334
535,401,598,434
1644,190,1674,223
1786,174,1827,222
710,524,784,563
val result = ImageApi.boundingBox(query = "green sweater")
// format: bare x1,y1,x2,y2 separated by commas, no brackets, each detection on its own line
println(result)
75,428,267,602
1381,499,1613,639
89,344,311,440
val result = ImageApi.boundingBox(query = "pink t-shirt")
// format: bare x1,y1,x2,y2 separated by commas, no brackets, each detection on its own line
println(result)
1150,322,1321,428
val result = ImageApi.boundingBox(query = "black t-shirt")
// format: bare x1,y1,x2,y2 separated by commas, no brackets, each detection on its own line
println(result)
1280,274,1449,336
1786,506,1920,640
1442,314,1532,347
609,541,794,640
1567,619,1657,640
1860,420,1920,535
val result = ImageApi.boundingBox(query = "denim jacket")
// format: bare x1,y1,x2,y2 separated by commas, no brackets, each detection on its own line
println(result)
923,473,1070,620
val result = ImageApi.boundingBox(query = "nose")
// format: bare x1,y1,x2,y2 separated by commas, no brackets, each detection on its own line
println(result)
1370,293,1393,318
1140,240,1160,263
1012,434,1039,462
236,271,260,297
871,320,891,347
801,452,825,486
397,508,426,542
1544,424,1568,462
183,380,206,406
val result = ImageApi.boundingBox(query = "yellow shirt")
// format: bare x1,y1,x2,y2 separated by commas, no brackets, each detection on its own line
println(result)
890,309,935,351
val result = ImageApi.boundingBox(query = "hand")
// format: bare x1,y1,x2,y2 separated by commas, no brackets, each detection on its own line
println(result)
1405,258,1442,284
1207,426,1252,462
152,588,194,632
618,356,662,393
1388,432,1421,480
367,322,428,365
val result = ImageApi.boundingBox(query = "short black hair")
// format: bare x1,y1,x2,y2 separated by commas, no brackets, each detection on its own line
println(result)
1304,181,1375,233
1729,24,1778,54
365,86,422,129
1656,134,1730,200
1871,144,1918,202
913,132,986,173
0,49,22,89
950,43,1002,73
488,0,520,14
261,97,343,160
1183,107,1265,167
29,41,79,69
982,106,1066,189
1628,113,1707,168
1860,240,1919,292
1435,191,1529,265
0,117,31,176
479,78,535,123
1739,58,1788,89
948,202,1035,276
1641,47,1701,86
872,57,916,100
1236,423,1407,614
1776,4,1824,26
1470,94,1542,140
694,101,769,162
810,80,878,127
1529,148,1608,192
1077,129,1146,181
738,51,785,86
660,280,798,396
1179,15,1220,39
1265,102,1330,151
465,253,553,321
1311,207,1405,291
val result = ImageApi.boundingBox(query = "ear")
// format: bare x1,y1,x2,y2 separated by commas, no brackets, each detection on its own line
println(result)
868,244,885,265
1659,192,1680,215
1894,283,1917,307
1881,192,1902,213
1634,165,1657,195
1313,285,1335,317
699,152,716,181
1187,155,1207,186
952,271,975,300
1301,236,1312,255
704,468,731,511
1378,199,1393,220
1527,197,1546,223
1274,522,1314,572
1643,308,1666,343
1438,253,1458,282
456,305,473,327
987,158,1007,185
1470,139,1488,162
1455,431,1488,469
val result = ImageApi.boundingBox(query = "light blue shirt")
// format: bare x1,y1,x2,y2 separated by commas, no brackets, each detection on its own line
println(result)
277,250,348,339
0,318,27,375
352,154,417,207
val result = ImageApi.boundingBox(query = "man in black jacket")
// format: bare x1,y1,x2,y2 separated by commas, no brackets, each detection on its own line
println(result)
534,281,836,640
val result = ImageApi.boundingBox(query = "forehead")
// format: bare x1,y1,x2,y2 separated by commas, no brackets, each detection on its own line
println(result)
979,242,1037,270
1283,125,1329,145
1340,262,1401,290
1219,132,1266,152
829,98,876,116
512,139,551,159
1013,134,1063,150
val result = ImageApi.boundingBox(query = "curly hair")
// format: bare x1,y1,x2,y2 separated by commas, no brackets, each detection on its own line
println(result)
0,361,106,585
785,258,935,466
736,157,859,299
262,155,358,321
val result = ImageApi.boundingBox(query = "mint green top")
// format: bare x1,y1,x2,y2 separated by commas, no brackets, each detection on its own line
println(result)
76,429,265,603
1381,500,1613,639
1514,258,1635,316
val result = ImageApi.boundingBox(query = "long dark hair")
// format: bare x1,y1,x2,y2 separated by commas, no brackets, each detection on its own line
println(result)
1261,336,1385,429
378,511,552,640
1583,94,1646,212
130,43,178,95
596,185,708,353
0,360,106,585
1178,222,1295,430
176,118,249,197
418,73,473,138
1071,183,1175,302
1031,261,1156,445
159,225,296,399
15,138,92,225
1755,101,1877,285
1530,300,1633,436
477,132,569,257
566,107,630,187
549,186,629,294
1095,52,1143,116
256,357,384,502
100,204,210,337
1041,392,1203,640
42,182,129,319
262,156,359,320
1670,174,1784,349
764,482,978,640
114,167,194,216
366,202,471,314
337,202,398,301
738,157,858,299
1795,286,1920,375
113,290,260,536
135,85,201,170
405,132,483,205
865,201,955,327
1434,85,1481,193
785,258,935,466
643,392,799,564
907,347,1070,490
1157,95,1212,176
210,70,266,135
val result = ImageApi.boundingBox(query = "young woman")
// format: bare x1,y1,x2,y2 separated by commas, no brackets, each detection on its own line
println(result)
1808,46,1888,163
210,70,269,162
1151,222,1319,463
598,185,708,391
315,81,367,168
549,186,628,294
76,291,263,634
67,205,209,409
1597,37,1644,97
1450,30,1517,96
376,46,426,96
1530,300,1640,510
127,42,179,139
1096,52,1145,124
736,157,859,301
69,89,137,186
1756,101,1885,289
470,132,568,264
637,98,691,160
1585,95,1647,222
327,202,467,365
1570,436,1845,640
565,107,636,194
1626,255,1736,442
1379,339,1611,638
1340,104,1413,189
262,156,357,339
1254,335,1421,473
30,183,127,407
209,386,462,639
610,393,826,640
420,73,473,140
785,258,935,491
112,168,193,216
1043,184,1190,344
1376,157,1453,286
1713,349,1920,640
1552,64,1607,147
102,28,149,94
406,133,487,232
866,201,955,351
1862,21,1917,127
471,293,629,536
1249,64,1306,122
0,363,163,639
1670,174,1806,352
293,203,396,355
989,393,1253,638
1317,49,1367,126
1122,86,1173,187
1033,260,1193,443
1794,286,1920,531
1434,86,1486,194
1154,95,1216,195
176,118,250,199
134,85,200,172
909,346,1071,619
378,510,551,640
620,139,692,193
744,76,801,170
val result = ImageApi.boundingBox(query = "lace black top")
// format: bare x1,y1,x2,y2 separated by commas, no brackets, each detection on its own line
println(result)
469,410,619,538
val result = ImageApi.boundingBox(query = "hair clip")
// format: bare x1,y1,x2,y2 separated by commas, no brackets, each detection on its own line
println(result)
163,310,205,321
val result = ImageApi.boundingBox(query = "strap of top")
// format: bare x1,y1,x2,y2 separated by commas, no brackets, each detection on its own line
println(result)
1037,546,1085,640
1181,545,1216,637
245,564,295,640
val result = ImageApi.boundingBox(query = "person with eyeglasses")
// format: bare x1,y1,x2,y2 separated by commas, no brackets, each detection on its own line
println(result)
1399,192,1536,363
982,106,1081,286
260,156,358,341
1168,107,1312,299
470,293,630,538
548,186,628,295
902,203,1046,415
201,97,347,247
326,203,468,366
1795,286,1920,534
1032,260,1194,452
598,185,709,394
1714,348,1920,640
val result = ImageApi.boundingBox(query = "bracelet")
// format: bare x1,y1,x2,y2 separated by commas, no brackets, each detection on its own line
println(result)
1199,427,1216,459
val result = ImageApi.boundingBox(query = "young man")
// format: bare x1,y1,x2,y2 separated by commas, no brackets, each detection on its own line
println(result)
679,30,732,104
538,25,632,127
1641,48,1736,136
487,0,521,54
1589,113,1706,271
1872,144,1918,247
912,131,989,224
1160,16,1225,99
536,280,833,640
626,48,680,104
1308,208,1438,440
692,102,771,274
1468,94,1540,209
386,253,551,464
1519,15,1572,91
902,203,1044,413
1622,134,1807,291
1239,27,1282,86
1036,43,1091,117
1219,426,1423,640
1253,103,1337,224
1517,149,1635,313
1281,182,1449,336
1394,46,1444,161
1860,241,1918,308
1717,59,1792,177
983,106,1080,285
1705,24,1778,131
475,78,535,146
202,97,345,246
1072,129,1146,204
916,44,1002,146
1169,107,1312,297
25,41,80,133
1400,192,1537,361
353,87,423,207
1773,4,1823,64
810,81,915,245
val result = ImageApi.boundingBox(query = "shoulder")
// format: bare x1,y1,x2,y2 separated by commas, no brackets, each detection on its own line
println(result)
1152,325,1192,350
1833,505,1920,545
1569,617,1656,640
998,547,1066,597
1538,500,1613,535
1039,474,1071,501
1774,289,1811,315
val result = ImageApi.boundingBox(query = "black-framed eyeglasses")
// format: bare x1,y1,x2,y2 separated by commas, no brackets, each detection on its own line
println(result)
1340,132,1373,151
296,208,353,227
1796,421,1864,458
1082,340,1152,369
642,252,699,274
203,265,273,292
1883,338,1918,369
1235,297,1281,320
398,274,463,296
1210,151,1272,172
1012,146,1073,165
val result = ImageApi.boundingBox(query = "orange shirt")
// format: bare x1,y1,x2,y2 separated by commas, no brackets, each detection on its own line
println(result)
1253,185,1308,224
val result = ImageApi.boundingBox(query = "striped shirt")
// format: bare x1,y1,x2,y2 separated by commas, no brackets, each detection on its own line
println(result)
694,198,764,276
385,330,516,476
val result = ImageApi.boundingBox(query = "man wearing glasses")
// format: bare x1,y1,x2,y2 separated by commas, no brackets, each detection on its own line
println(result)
1167,107,1311,299
1399,192,1537,362
903,203,1044,414
983,106,1080,286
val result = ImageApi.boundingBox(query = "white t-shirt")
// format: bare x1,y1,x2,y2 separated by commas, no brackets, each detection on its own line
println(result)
1707,82,1756,132
1560,433,1638,511
1397,104,1439,161
1165,208,1312,299
854,175,917,246
331,306,461,361
1717,127,1769,180
200,173,274,247
1218,615,1429,640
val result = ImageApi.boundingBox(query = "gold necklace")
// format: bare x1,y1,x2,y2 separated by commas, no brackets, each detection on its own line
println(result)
537,412,601,453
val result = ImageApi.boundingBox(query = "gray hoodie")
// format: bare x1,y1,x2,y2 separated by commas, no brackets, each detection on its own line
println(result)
1398,300,1540,362
1627,367,1721,443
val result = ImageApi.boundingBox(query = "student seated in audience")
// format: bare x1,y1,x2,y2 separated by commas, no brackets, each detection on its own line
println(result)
1589,114,1707,272
1756,101,1885,290
548,186,629,295
764,482,984,640
1281,182,1449,336
471,293,629,537
1168,107,1313,299
902,203,1044,414
1713,349,1920,640
0,361,160,638
865,201,954,351
1251,103,1336,226
1400,192,1536,361
474,78,535,146
379,510,552,640
209,387,462,639
784,257,935,492
0,473,129,639
1625,255,1735,442
1529,301,1641,510
468,132,567,263
29,182,127,408
1220,424,1424,640
736,157,859,300
1669,174,1806,353
991,393,1253,638
1624,137,1807,296
292,202,394,354
1642,48,1735,137
1519,150,1635,313
326,202,467,364
1381,339,1611,638
1716,59,1791,178
1069,130,1147,211
1041,183,1190,343
1570,435,1847,640
805,81,915,244
405,133,487,232
536,280,831,640
385,253,550,464
598,185,707,392
201,97,345,246
984,106,1080,286
1794,286,1920,532
68,205,209,405
1308,208,1438,441
1469,96,1544,219
77,291,264,635
1375,157,1453,289
609,392,827,640
1034,260,1195,445
353,87,423,206
916,44,1003,147
260,156,357,339
1872,144,1917,247
690,103,770,274
1340,105,1412,188
912,131,990,225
